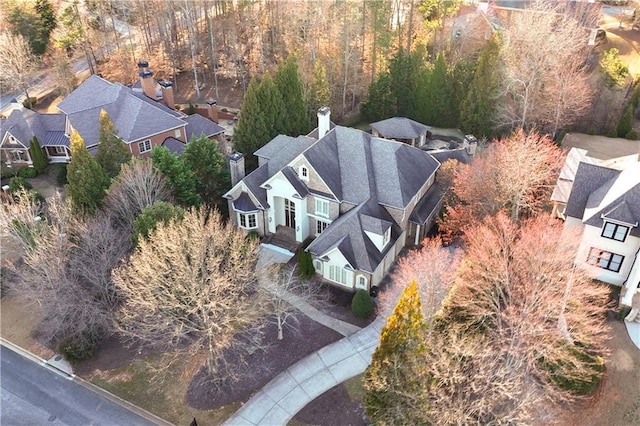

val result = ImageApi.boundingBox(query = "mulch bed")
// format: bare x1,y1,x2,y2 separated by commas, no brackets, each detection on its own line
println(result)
186,315,342,410
293,382,368,426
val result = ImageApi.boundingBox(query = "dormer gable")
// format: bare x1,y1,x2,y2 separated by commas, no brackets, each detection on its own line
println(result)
361,214,392,252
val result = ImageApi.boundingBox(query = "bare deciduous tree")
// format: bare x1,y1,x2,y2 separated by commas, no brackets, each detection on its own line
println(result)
104,159,170,229
0,31,38,106
0,189,46,252
496,0,593,133
112,207,267,377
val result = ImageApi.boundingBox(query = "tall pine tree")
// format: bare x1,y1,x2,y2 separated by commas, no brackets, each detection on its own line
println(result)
28,137,48,174
233,78,270,172
182,134,230,208
274,56,311,136
257,73,287,138
421,53,456,128
96,109,132,179
66,131,109,215
307,62,331,124
460,37,500,139
151,146,201,207
364,281,430,425
360,72,395,122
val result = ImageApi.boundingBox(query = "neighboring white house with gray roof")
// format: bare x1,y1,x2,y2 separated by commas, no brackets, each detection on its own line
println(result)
224,111,443,292
1,62,225,168
562,158,640,317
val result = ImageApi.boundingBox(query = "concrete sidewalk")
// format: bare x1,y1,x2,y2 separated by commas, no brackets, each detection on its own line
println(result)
223,316,385,426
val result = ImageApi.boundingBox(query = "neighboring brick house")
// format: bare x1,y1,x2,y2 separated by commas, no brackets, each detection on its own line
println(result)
0,61,224,168
224,109,446,292
559,158,640,316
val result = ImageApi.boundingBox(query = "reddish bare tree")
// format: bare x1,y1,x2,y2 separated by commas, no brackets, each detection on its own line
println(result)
439,129,564,241
426,213,610,423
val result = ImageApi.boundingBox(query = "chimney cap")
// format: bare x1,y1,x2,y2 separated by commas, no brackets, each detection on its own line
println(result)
139,70,154,78
229,152,244,161
206,99,217,106
159,80,173,88
318,106,330,116
137,60,149,68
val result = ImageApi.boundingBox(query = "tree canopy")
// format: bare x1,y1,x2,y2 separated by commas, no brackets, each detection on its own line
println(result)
96,109,132,179
151,146,200,207
66,131,110,215
274,55,311,136
182,134,230,208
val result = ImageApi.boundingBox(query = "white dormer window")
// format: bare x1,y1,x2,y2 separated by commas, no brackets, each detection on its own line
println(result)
299,165,308,181
315,198,329,217
601,222,629,242
356,274,368,290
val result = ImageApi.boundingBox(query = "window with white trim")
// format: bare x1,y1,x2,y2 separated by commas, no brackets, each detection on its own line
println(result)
587,248,624,272
601,222,629,242
316,219,329,235
299,166,308,180
328,265,349,285
313,260,323,273
138,139,152,153
356,275,367,289
315,198,329,217
175,129,181,138
54,146,66,154
10,150,27,161
238,213,257,229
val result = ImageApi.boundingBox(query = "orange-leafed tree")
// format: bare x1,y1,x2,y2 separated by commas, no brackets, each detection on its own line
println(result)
427,213,610,423
439,129,563,241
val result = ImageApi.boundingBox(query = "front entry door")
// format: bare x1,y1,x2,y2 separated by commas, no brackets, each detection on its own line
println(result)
285,199,296,229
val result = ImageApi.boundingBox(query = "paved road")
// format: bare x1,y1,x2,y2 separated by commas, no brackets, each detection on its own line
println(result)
0,345,157,426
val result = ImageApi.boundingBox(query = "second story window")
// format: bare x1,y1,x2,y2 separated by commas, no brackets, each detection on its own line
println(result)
602,222,629,242
587,248,624,273
382,227,390,247
138,139,152,153
299,166,308,180
315,198,329,217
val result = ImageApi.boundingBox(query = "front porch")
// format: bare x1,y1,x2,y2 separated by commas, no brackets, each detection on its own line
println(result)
263,225,301,253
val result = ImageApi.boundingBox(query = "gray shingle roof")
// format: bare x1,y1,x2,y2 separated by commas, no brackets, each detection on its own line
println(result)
565,163,620,219
161,137,186,155
429,148,472,165
370,117,430,140
232,192,258,212
551,148,601,203
281,167,309,197
409,182,446,224
0,109,65,148
57,75,186,146
184,114,224,140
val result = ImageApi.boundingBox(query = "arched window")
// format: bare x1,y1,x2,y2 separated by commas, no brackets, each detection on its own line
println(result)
356,274,368,290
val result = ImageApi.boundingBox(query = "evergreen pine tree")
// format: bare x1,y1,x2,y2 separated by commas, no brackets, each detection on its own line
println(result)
66,131,109,215
151,146,201,207
364,281,429,424
360,72,395,122
34,0,56,55
460,37,500,139
275,56,311,136
233,78,270,172
423,53,456,128
182,134,230,207
258,73,288,138
307,62,331,123
28,137,48,174
388,48,424,118
617,103,634,138
96,109,132,179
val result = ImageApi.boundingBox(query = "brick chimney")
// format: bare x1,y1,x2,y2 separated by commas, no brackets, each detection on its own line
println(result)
317,107,330,139
229,152,245,186
159,80,175,109
138,60,157,100
206,99,219,123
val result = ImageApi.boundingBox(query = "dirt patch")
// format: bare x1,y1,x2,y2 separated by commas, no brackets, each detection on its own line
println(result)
0,295,54,359
186,315,342,410
173,73,245,109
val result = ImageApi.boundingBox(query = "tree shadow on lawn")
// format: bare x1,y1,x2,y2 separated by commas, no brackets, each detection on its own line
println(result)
186,316,342,410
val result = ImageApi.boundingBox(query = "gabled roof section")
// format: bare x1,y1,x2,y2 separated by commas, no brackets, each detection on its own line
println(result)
254,135,315,163
582,163,640,236
0,109,65,148
565,163,620,219
551,147,602,203
370,117,430,140
410,182,446,225
42,131,70,147
58,75,186,145
281,167,309,197
360,214,392,235
184,114,224,140
307,200,402,273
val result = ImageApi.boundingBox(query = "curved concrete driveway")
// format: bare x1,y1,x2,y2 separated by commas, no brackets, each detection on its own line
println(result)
223,317,384,425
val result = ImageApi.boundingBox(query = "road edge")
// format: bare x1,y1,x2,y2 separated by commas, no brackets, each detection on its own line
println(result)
0,338,173,426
